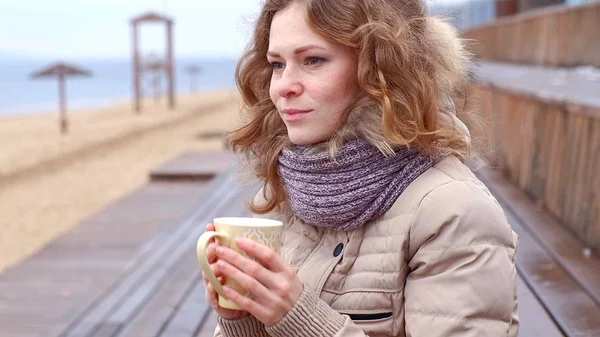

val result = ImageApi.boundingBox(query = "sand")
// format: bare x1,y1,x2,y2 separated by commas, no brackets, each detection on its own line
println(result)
0,89,245,273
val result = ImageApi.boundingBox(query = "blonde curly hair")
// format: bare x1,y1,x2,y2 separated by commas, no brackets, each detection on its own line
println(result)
229,0,479,214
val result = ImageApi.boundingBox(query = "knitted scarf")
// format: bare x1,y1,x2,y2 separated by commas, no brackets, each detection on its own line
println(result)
278,139,445,231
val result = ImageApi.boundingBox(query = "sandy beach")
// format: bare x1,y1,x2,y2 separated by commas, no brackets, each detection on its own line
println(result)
0,89,244,273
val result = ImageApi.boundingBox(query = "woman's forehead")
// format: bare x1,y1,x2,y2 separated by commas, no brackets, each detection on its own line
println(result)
269,5,332,53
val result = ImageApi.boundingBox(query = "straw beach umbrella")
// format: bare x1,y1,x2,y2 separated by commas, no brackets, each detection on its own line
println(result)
185,65,201,93
30,62,92,134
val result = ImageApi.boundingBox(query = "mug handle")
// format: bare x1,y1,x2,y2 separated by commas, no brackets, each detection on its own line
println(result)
197,231,230,299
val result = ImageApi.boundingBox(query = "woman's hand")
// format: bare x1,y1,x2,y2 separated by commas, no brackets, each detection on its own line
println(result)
202,224,250,320
215,237,303,326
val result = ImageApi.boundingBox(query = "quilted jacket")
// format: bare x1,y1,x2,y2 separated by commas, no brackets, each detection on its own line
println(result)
214,155,519,337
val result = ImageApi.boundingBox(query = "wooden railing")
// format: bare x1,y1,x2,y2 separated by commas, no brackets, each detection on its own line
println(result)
475,85,600,251
462,1,600,251
462,1,600,67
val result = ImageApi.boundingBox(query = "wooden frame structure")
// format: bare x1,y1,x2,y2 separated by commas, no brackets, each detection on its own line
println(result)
130,12,175,113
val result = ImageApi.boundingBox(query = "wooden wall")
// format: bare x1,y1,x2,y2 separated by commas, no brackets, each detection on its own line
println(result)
472,86,600,251
463,1,600,67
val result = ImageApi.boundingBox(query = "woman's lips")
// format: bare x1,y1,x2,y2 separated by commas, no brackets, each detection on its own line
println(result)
282,109,312,122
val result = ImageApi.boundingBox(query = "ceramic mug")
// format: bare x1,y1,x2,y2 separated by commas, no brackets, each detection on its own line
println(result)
196,217,283,310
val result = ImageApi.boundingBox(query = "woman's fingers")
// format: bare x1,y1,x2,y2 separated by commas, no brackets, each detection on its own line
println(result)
205,282,219,308
206,242,218,264
204,269,225,309
235,238,286,272
216,244,283,290
217,259,272,302
202,262,224,283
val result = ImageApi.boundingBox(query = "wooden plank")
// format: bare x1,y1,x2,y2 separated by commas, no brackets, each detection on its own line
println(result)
561,114,586,236
156,195,253,337
0,182,213,336
579,5,600,67
516,275,564,337
517,99,536,191
471,62,600,119
545,106,568,219
159,282,212,337
504,209,600,336
195,316,217,337
115,251,201,337
476,167,600,310
584,118,600,250
149,151,236,182
61,174,240,337
529,102,548,201
462,1,600,67
570,114,592,238
90,324,121,337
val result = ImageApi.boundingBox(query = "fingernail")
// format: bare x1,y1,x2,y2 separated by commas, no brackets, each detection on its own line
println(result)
217,260,226,269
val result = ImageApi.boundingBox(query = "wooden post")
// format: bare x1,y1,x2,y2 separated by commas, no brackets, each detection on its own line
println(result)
167,22,175,110
154,69,161,103
58,73,68,134
132,23,141,113
496,0,518,17
130,12,176,113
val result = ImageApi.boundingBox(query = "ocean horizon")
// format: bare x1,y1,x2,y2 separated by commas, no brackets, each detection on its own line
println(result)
0,57,239,117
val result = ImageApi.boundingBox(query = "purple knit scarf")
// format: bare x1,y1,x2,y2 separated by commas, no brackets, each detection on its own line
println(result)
278,139,445,231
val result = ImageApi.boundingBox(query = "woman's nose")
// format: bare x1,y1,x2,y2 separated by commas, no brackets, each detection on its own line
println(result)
276,68,303,98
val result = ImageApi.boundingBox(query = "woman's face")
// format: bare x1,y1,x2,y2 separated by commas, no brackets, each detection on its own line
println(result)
268,3,359,145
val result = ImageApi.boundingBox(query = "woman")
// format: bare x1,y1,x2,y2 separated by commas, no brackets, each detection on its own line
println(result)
203,0,519,336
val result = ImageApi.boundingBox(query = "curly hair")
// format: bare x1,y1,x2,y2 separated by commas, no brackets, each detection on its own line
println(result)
229,0,478,214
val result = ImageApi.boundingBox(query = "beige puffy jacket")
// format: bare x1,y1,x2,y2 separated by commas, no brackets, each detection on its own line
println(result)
214,155,519,337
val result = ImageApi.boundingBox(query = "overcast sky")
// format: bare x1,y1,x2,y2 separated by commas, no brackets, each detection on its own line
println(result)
0,0,459,60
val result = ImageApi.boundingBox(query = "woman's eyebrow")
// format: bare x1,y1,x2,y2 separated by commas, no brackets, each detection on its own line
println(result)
267,44,328,57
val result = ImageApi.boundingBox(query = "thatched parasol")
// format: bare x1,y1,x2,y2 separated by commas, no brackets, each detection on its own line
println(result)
30,62,92,134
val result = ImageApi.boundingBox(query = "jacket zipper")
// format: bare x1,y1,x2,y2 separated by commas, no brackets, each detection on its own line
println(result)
344,312,393,321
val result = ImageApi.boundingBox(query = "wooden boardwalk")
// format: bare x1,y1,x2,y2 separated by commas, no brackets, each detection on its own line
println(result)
1,151,599,336
0,151,254,337
475,166,600,337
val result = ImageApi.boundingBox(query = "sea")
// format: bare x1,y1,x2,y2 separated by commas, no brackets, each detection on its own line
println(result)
0,57,239,117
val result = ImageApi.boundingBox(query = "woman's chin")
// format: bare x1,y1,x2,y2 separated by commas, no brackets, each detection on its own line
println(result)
287,131,327,146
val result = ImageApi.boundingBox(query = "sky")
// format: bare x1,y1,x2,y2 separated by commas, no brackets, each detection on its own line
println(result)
0,0,263,60
0,0,460,61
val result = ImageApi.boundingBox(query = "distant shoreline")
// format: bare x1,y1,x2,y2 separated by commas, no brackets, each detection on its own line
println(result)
0,87,238,123
0,57,239,118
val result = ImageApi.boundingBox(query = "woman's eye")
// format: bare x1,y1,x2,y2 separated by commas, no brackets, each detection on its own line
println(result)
306,57,325,65
270,62,285,70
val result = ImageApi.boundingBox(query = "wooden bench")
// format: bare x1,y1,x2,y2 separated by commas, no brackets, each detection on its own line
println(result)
149,151,237,183
461,1,600,68
470,60,600,255
471,60,600,116
0,151,256,337
473,164,600,337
